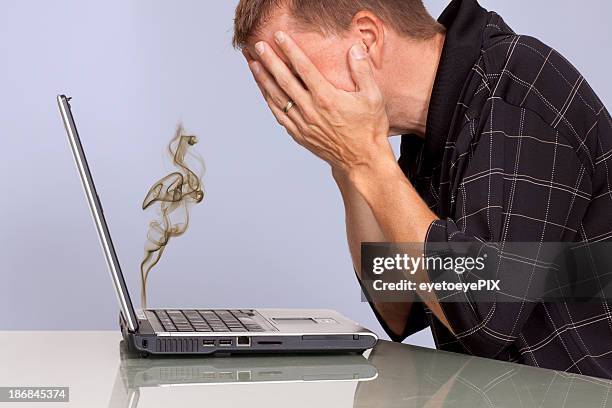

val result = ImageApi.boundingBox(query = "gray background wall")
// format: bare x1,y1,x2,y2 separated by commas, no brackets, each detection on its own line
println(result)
1,0,610,349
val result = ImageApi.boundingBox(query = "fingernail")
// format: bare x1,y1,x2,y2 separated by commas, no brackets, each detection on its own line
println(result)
274,31,285,44
350,44,367,60
250,61,260,75
255,41,265,55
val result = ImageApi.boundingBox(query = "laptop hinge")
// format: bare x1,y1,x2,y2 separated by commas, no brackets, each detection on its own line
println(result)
120,312,138,334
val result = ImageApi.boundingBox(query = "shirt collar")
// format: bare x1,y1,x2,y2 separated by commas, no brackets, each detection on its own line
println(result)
423,0,489,159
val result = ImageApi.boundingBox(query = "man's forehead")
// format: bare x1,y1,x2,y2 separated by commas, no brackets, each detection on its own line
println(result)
244,12,303,66
245,9,293,46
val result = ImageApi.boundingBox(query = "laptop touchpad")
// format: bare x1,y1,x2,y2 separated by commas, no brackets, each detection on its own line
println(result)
272,318,317,324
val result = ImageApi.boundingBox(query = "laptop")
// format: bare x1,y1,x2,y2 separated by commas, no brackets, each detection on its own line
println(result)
57,94,378,357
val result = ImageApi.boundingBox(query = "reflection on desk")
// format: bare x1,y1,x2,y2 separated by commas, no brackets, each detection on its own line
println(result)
111,339,612,408
357,341,612,407
1,332,610,407
109,341,377,407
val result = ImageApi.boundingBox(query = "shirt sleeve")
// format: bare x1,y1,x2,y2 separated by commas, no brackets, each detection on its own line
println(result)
423,101,593,358
355,269,430,342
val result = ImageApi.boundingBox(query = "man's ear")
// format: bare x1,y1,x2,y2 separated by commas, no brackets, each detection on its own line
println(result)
351,11,385,69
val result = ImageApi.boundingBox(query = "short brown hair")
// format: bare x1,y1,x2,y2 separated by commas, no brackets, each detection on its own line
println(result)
232,0,444,49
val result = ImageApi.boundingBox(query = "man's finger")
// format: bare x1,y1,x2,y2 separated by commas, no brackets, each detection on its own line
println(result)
254,41,310,108
348,44,378,96
261,87,301,141
249,61,296,115
249,61,305,143
262,86,311,146
273,31,333,95
267,95,308,146
250,59,317,128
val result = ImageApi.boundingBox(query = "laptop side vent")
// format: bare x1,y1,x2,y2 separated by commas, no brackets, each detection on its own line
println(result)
156,338,198,353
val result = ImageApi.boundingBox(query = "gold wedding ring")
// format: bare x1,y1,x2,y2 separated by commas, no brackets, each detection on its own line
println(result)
283,100,295,114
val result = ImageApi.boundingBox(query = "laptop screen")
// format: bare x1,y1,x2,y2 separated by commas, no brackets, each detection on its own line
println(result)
57,95,139,332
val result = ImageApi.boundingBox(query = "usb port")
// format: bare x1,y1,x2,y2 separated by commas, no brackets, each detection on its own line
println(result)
202,339,215,347
219,339,232,347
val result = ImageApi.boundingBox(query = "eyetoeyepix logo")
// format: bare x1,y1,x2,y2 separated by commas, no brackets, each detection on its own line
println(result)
371,253,487,275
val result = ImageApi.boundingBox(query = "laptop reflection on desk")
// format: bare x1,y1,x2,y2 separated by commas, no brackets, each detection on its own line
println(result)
109,341,378,408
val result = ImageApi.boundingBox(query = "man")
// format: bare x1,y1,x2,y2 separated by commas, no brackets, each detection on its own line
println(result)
233,0,612,378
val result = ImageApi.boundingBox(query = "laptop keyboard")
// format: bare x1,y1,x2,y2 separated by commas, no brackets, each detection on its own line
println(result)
154,309,265,333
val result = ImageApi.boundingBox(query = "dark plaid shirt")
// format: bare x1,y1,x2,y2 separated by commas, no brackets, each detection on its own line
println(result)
396,0,612,378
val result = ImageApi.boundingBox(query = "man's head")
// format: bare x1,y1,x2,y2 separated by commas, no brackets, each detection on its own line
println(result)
233,0,444,93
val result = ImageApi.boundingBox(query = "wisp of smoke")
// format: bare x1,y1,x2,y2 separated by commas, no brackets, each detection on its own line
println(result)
140,124,205,309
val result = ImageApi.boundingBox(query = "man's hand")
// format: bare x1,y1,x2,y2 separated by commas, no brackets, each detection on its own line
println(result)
246,31,396,176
